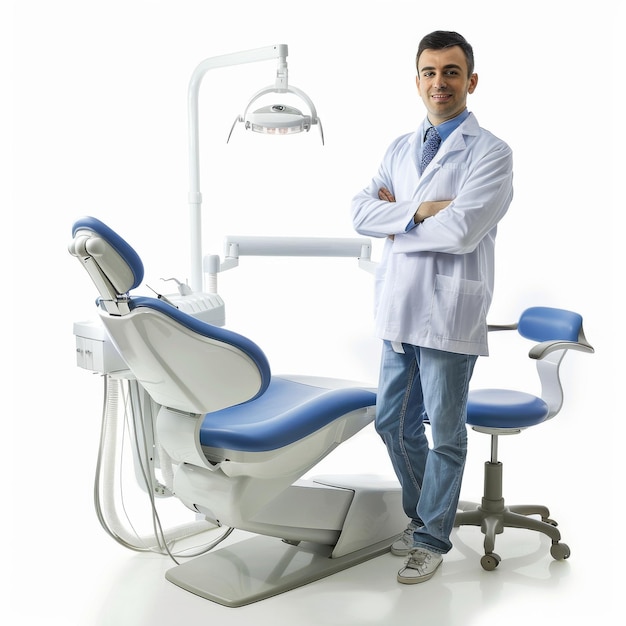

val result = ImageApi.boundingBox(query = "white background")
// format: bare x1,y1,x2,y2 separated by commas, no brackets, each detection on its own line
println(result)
5,0,620,624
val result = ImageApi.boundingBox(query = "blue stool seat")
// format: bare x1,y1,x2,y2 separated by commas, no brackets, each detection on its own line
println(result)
467,389,550,429
200,377,377,452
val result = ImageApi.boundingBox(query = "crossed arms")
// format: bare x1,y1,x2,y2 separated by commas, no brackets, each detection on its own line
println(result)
378,187,450,239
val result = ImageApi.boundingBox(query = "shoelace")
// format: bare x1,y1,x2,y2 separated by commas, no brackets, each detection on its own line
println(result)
405,550,432,571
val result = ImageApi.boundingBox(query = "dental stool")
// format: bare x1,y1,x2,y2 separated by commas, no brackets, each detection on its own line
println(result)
69,216,404,606
455,306,594,570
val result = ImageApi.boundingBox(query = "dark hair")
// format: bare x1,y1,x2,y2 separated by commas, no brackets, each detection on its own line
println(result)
416,31,475,77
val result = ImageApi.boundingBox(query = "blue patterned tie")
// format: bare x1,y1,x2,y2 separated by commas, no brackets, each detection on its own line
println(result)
420,126,441,175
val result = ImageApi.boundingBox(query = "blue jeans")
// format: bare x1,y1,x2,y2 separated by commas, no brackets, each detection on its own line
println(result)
376,341,477,554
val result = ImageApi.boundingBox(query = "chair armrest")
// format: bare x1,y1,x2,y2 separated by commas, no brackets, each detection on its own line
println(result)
529,339,595,360
487,323,518,332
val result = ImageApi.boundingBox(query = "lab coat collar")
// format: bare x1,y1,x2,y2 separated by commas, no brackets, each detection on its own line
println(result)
409,112,479,149
428,109,470,143
412,112,480,174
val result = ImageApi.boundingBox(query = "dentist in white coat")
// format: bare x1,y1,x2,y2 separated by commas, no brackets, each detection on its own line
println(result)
351,30,513,585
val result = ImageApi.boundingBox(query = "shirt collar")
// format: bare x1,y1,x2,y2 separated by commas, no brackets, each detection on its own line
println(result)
423,109,470,143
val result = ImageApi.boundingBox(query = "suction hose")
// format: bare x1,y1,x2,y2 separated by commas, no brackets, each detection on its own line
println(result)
94,375,212,553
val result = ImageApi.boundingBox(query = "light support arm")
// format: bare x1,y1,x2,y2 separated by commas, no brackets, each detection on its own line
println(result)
202,235,376,294
224,235,372,259
187,45,289,292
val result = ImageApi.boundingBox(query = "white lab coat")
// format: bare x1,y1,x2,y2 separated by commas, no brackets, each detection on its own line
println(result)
352,113,513,356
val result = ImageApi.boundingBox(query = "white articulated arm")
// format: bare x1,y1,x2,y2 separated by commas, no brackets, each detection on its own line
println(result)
202,235,375,293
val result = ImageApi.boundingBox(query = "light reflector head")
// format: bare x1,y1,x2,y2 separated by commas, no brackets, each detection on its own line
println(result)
227,85,323,144
245,104,311,135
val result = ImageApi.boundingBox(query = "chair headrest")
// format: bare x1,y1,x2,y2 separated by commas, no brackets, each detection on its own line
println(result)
69,216,144,299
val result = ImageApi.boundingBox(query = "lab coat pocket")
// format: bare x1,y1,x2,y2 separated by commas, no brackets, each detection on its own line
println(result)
430,274,485,344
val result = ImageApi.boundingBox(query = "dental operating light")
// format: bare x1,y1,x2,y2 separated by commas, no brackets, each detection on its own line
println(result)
187,44,322,292
227,84,324,142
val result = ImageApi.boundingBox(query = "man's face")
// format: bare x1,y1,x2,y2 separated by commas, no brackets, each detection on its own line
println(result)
416,46,478,125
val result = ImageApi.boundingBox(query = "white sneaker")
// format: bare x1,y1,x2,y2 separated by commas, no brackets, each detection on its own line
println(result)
397,548,443,584
390,522,417,556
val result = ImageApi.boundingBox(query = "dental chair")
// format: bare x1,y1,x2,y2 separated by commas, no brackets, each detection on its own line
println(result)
69,216,404,607
455,306,594,570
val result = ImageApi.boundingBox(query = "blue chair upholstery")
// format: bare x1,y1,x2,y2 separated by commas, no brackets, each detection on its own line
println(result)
455,307,594,570
199,376,376,453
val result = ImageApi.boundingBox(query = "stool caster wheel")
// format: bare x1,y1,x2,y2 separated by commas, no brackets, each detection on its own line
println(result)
480,553,501,571
550,542,570,561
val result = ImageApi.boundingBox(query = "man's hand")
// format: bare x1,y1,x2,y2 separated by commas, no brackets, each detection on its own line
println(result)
378,187,396,203
414,200,451,223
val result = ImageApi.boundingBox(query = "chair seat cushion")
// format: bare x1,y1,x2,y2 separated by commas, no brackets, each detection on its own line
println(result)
199,377,376,452
466,389,550,429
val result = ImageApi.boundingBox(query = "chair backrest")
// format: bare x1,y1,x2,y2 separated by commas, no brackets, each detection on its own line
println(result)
69,216,271,414
518,306,584,344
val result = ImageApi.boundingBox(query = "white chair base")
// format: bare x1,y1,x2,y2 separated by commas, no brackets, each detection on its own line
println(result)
166,474,404,606
166,533,392,607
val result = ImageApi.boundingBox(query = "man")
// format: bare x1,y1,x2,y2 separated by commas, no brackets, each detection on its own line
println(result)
351,30,513,584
